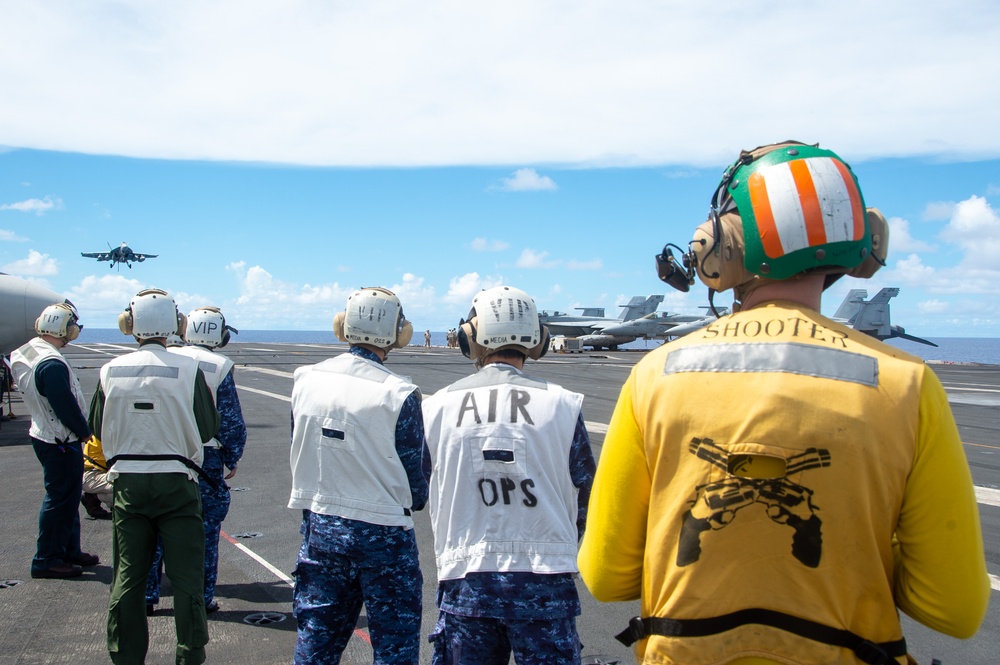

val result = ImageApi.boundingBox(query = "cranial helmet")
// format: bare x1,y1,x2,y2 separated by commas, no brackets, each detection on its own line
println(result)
35,301,83,341
185,306,237,348
118,288,187,340
333,287,413,350
656,141,889,303
165,334,186,347
458,285,549,364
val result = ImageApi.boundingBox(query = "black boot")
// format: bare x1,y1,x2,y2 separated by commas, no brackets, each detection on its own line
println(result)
81,492,112,520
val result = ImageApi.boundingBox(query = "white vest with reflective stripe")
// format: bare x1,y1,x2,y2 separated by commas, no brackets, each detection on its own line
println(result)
99,345,204,482
10,337,87,444
423,363,584,580
168,345,233,448
288,353,418,528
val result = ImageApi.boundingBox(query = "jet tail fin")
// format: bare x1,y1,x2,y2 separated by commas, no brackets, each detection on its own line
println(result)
619,295,665,321
833,289,868,322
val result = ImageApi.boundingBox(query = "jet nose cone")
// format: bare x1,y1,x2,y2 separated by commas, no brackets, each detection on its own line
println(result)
0,274,64,354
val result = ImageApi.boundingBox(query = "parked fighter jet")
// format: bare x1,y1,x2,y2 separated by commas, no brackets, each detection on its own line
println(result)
597,310,718,341
0,272,65,354
665,288,935,347
539,295,664,350
830,288,937,347
81,242,157,270
653,309,732,340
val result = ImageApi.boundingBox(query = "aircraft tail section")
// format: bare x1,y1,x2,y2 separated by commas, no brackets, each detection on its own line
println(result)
619,295,665,321
832,289,868,323
851,288,895,339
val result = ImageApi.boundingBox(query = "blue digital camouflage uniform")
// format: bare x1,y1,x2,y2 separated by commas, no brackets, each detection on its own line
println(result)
428,413,595,665
293,345,430,665
146,369,247,607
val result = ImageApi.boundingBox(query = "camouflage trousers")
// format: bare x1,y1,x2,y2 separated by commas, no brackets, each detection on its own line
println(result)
146,447,231,605
428,611,582,665
292,512,423,665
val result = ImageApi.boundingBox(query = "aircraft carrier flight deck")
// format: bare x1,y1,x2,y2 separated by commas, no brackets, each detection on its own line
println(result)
2,342,998,665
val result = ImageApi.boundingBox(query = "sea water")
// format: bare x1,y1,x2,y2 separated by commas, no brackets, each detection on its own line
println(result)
75,329,1000,365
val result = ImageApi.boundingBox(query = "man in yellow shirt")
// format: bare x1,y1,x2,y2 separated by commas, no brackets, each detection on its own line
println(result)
578,141,990,665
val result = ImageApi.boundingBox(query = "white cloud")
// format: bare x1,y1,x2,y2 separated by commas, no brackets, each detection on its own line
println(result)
922,201,955,221
917,299,950,314
515,248,560,269
3,4,999,167
0,229,29,242
226,262,354,328
389,273,437,318
0,196,63,215
2,249,59,276
565,258,603,270
888,253,936,285
887,216,935,253
471,237,510,252
493,168,558,192
66,274,147,323
444,272,505,305
940,195,1000,271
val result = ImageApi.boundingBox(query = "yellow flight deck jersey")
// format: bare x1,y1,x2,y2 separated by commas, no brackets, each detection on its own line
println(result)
578,301,989,665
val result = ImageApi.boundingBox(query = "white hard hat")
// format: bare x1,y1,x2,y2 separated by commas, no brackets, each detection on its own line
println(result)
333,287,413,350
185,306,236,348
118,289,185,340
35,301,82,341
458,285,548,363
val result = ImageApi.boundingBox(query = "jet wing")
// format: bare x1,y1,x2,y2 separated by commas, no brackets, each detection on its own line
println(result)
81,252,111,261
132,253,158,261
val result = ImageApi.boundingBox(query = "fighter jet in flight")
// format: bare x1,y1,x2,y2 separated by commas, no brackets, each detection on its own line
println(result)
82,242,157,270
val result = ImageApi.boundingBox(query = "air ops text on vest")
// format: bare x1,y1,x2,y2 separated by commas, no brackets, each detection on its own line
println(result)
456,388,534,427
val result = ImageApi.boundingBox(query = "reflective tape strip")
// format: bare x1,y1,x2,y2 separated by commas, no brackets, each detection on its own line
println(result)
106,365,180,379
198,360,218,374
663,342,878,387
749,157,863,259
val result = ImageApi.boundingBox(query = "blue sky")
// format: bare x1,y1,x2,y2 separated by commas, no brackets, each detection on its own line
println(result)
2,2,999,337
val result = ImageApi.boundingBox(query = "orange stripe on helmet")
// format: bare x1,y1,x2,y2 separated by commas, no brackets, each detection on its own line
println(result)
748,172,783,259
833,159,865,240
789,159,826,247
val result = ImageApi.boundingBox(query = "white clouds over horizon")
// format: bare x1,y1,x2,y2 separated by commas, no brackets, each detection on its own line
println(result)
0,229,29,242
493,169,558,192
471,237,510,252
0,196,62,215
2,249,59,276
3,2,998,167
883,195,1000,297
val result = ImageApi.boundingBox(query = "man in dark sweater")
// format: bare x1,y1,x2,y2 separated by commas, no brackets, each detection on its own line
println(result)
10,301,99,579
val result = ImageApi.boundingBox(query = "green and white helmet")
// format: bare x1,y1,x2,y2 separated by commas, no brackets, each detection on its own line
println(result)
688,142,888,298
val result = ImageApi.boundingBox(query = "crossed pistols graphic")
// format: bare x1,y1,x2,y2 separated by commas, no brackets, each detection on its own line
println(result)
677,437,831,569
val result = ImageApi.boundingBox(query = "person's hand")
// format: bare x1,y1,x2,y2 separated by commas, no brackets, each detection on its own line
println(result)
224,466,237,479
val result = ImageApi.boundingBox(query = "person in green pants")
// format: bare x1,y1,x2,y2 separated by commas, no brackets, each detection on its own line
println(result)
89,288,220,665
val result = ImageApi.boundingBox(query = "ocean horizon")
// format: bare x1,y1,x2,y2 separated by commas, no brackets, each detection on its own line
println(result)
74,328,1000,366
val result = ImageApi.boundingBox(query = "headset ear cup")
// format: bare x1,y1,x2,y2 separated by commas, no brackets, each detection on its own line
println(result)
333,312,347,342
176,312,187,338
118,310,133,335
693,213,750,292
219,329,230,348
65,324,80,342
395,318,413,348
847,207,890,280
457,319,477,359
527,324,550,360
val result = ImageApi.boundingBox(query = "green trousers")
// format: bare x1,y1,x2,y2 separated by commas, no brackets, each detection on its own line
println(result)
108,473,208,665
